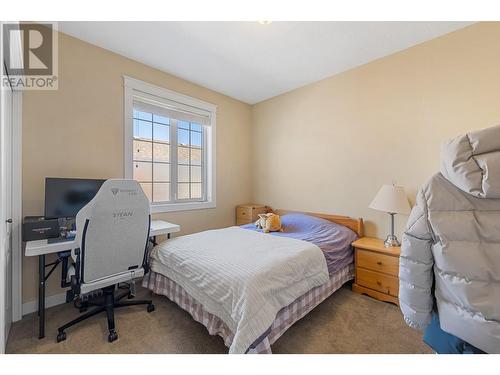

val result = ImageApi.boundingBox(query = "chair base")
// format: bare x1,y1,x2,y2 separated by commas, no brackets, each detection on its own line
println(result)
57,284,154,343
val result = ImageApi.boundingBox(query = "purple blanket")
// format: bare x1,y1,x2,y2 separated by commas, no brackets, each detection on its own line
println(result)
241,213,357,275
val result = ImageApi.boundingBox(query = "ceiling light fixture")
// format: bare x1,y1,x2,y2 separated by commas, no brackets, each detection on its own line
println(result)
257,21,272,25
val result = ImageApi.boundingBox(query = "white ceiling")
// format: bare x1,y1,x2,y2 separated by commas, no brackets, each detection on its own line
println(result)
58,22,473,104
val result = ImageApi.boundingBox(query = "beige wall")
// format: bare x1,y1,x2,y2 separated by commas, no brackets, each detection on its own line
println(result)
251,22,500,238
22,32,253,303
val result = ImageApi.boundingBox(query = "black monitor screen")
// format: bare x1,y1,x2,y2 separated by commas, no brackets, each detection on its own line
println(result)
44,178,106,219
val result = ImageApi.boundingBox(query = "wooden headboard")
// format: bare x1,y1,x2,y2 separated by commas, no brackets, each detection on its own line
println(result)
273,209,364,237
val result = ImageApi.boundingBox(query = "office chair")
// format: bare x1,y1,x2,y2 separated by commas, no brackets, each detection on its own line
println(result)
56,179,154,343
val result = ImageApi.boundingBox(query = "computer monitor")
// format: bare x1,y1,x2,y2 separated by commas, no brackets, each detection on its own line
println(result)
44,178,106,219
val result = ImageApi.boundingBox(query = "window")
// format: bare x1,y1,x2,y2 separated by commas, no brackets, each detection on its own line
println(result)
124,76,216,213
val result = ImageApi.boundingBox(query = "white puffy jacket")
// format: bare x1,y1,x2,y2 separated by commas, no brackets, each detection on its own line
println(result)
399,125,500,354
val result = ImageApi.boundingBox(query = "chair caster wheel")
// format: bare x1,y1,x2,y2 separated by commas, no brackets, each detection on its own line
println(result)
77,301,89,313
108,330,118,343
147,304,155,313
57,332,66,343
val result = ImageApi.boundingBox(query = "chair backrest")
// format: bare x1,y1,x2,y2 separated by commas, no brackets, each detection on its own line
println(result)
75,179,150,284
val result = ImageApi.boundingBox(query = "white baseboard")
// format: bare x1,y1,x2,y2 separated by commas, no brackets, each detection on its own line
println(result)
22,292,67,316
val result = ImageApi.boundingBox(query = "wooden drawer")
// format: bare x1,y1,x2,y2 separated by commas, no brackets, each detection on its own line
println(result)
356,249,399,276
356,268,399,297
236,205,269,225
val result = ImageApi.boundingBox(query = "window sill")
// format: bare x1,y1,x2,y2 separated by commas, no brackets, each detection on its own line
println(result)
150,200,216,213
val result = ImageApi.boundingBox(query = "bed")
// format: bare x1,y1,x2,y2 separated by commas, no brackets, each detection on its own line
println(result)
143,210,363,353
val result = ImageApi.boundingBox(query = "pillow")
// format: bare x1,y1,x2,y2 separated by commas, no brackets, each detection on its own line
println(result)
279,213,335,232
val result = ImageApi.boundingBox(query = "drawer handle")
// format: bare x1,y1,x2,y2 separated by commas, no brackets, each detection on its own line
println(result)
241,212,246,215
376,261,383,265
376,280,382,286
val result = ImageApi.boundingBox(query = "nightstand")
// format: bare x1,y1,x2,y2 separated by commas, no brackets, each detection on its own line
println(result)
352,237,400,306
236,204,271,225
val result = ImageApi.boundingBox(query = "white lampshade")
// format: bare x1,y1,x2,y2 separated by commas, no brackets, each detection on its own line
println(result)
369,184,411,215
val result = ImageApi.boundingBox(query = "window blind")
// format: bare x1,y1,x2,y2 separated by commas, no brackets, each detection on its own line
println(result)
133,97,210,126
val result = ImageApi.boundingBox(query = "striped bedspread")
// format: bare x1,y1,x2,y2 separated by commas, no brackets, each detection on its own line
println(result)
143,265,354,353
149,226,329,354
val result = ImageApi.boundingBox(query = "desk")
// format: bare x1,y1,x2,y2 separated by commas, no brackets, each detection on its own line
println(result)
25,220,180,339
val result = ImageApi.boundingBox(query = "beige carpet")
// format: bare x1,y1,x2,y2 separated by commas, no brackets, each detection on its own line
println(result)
7,284,432,354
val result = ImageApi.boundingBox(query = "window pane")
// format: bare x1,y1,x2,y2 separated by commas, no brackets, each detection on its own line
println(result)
153,114,169,125
178,128,189,146
178,183,190,199
153,163,170,182
139,183,152,201
133,110,152,121
153,123,169,143
191,123,202,132
190,131,202,147
133,140,152,161
190,183,202,199
191,147,202,166
153,183,170,202
133,119,152,140
190,166,202,183
153,143,170,162
133,161,152,182
132,106,208,205
178,165,189,183
178,146,190,164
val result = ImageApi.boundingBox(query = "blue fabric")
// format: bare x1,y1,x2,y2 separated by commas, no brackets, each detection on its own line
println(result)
241,213,357,275
423,314,485,354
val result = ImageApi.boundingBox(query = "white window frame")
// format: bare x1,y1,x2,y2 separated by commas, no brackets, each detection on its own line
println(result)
123,76,216,213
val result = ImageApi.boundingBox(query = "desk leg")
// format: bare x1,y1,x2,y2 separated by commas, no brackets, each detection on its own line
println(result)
38,254,45,339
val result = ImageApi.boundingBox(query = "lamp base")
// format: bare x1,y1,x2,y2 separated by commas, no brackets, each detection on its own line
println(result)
384,235,401,248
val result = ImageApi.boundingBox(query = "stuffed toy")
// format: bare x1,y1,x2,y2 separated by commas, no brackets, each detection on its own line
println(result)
255,213,283,233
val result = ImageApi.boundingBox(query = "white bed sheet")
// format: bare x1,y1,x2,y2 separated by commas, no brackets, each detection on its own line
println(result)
150,226,329,354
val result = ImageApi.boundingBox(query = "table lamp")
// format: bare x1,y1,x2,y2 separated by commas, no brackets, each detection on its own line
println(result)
369,184,411,247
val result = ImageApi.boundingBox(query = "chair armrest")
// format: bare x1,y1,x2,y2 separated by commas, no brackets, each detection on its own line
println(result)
71,248,81,295
59,251,73,288
142,245,151,274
